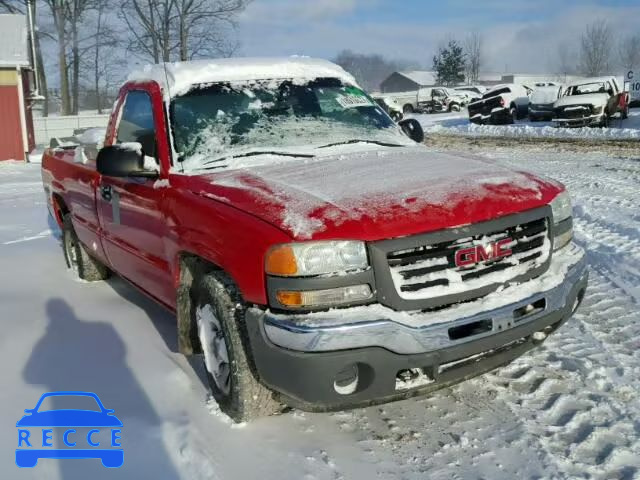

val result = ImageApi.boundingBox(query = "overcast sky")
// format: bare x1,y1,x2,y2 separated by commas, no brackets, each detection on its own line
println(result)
237,0,640,73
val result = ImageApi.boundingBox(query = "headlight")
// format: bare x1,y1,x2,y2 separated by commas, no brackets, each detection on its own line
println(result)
265,241,368,277
550,191,573,251
550,191,572,224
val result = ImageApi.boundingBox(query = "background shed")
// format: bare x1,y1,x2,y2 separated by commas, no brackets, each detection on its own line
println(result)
0,14,35,161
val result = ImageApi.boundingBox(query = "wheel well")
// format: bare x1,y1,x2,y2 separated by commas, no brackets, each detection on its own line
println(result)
176,253,223,355
52,193,69,226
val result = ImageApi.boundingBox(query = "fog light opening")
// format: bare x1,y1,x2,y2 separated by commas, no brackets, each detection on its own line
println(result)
334,364,359,395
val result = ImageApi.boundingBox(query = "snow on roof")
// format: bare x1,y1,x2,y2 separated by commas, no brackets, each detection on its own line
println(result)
127,57,357,97
565,76,617,87
0,15,29,67
396,71,437,86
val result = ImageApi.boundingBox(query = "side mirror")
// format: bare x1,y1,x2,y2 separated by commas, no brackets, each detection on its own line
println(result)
97,143,158,178
398,118,425,143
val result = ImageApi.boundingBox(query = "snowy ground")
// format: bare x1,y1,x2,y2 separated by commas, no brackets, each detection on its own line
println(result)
1,144,640,479
412,108,640,140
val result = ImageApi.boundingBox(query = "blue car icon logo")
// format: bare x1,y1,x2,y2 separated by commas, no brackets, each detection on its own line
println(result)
16,391,123,468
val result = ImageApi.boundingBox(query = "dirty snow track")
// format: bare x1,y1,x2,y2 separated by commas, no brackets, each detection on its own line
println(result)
1,147,639,480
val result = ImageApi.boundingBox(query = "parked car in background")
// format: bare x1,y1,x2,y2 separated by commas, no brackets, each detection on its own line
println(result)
553,76,629,128
468,84,532,124
454,85,486,102
417,87,468,113
386,87,468,114
372,94,403,121
529,85,563,122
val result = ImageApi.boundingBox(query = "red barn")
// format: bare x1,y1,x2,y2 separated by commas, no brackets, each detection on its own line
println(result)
0,14,35,162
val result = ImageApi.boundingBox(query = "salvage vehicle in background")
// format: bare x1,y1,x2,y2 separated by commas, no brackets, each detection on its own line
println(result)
529,85,563,122
387,87,468,114
454,85,486,102
372,94,403,121
468,84,532,124
41,57,587,422
553,76,629,128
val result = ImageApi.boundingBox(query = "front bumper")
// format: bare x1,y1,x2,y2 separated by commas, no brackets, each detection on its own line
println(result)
470,107,512,125
246,244,588,410
554,114,604,128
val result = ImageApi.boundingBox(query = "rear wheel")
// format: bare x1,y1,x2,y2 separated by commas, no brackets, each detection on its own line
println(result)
194,271,281,422
449,103,461,112
62,215,109,281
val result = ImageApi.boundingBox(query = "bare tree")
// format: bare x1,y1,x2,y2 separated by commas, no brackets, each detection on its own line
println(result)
618,33,640,74
119,0,174,63
175,0,248,61
579,20,614,76
78,0,123,113
120,0,248,64
41,0,73,114
463,31,482,84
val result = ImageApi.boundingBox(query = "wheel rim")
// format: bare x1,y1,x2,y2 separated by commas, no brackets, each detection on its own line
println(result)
64,232,79,274
197,304,231,396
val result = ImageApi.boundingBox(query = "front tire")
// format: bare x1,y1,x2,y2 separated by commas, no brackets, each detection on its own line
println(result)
62,215,109,281
402,104,414,114
508,106,517,124
194,271,280,422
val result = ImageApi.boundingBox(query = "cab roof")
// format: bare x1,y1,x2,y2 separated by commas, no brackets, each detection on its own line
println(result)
566,76,616,87
127,56,357,98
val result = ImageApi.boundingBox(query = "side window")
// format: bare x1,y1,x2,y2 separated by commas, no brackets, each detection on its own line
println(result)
116,91,157,158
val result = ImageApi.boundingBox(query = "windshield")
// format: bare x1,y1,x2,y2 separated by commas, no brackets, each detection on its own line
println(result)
567,82,607,96
170,78,410,171
531,87,559,104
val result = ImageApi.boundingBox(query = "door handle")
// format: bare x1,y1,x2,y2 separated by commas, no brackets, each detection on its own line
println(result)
101,184,112,202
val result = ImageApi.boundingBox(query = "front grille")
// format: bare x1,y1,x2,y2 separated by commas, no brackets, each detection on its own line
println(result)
556,105,591,118
386,217,551,303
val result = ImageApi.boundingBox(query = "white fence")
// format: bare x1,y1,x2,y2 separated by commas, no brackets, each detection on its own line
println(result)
33,114,110,146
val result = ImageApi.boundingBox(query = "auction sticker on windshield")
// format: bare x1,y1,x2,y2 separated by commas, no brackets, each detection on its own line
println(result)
335,88,374,108
15,391,123,468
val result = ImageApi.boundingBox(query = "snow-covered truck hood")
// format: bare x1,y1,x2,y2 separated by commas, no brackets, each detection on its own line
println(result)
184,147,563,241
555,93,609,108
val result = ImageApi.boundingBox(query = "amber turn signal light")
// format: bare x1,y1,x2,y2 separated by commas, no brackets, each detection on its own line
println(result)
265,245,298,276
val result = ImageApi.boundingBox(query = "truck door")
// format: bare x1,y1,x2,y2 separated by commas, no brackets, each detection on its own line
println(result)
96,90,174,303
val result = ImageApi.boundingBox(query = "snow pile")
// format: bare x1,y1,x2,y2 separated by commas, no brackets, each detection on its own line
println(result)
76,127,106,145
413,109,640,140
128,56,357,97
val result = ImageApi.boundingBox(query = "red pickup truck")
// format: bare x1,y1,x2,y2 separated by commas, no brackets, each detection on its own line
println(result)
42,57,588,422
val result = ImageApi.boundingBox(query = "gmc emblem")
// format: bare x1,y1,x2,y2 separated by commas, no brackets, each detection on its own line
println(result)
455,238,513,267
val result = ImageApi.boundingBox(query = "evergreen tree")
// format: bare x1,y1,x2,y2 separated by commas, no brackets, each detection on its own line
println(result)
433,40,466,86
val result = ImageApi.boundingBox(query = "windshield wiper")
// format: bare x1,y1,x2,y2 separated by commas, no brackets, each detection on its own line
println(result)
200,150,315,170
317,139,404,149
